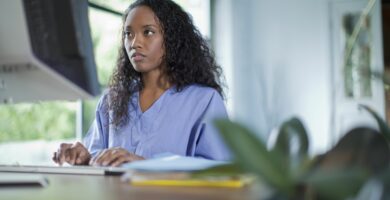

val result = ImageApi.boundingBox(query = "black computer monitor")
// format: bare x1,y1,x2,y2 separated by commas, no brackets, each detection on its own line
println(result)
0,0,100,103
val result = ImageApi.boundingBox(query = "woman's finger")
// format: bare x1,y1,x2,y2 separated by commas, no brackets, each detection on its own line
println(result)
66,148,77,165
70,142,90,165
99,149,125,166
76,150,90,165
110,156,132,167
92,148,126,166
103,150,128,166
91,149,109,166
52,152,58,163
110,151,145,167
56,143,72,166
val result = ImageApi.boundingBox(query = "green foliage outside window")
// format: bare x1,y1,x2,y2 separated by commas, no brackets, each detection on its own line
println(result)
0,0,128,142
0,102,76,141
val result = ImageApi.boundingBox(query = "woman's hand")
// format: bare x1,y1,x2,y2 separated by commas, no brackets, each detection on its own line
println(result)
89,147,144,167
52,142,91,166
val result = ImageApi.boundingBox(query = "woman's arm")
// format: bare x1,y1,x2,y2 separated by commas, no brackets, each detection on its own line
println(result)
193,90,232,161
83,93,144,167
83,94,110,157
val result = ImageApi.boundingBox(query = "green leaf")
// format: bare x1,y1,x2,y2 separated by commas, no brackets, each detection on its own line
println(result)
214,119,293,195
304,168,368,200
359,104,390,142
268,117,310,181
380,169,390,198
354,178,384,200
273,118,309,160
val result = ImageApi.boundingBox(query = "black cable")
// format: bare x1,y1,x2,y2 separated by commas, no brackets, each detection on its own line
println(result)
88,2,122,17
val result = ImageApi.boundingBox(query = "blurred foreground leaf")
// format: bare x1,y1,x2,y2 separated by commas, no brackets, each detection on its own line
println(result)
359,104,390,142
271,117,310,177
214,119,294,196
305,168,368,200
382,170,390,199
354,178,385,200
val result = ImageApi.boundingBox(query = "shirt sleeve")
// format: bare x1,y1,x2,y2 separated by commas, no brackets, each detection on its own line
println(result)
193,91,232,161
83,94,109,157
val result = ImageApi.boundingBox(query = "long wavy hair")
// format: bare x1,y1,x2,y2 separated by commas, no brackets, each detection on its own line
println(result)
108,0,224,127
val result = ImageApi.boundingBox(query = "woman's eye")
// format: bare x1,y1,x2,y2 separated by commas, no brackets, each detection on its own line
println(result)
144,30,154,36
124,31,133,38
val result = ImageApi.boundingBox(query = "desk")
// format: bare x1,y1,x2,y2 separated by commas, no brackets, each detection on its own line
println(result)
0,172,265,200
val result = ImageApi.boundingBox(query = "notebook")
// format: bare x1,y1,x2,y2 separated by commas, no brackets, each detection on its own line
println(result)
121,171,254,188
0,164,126,176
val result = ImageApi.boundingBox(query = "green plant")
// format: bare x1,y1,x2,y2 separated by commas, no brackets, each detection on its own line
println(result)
193,116,390,199
359,104,390,142
193,101,390,200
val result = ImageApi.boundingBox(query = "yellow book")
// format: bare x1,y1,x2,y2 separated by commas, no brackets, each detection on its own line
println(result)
122,171,254,188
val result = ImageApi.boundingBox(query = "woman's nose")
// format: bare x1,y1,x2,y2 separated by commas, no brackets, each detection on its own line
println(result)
130,35,141,49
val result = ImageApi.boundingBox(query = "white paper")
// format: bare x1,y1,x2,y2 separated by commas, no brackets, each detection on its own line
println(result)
121,153,228,172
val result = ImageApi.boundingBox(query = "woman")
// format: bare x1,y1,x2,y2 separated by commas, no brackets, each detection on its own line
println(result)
53,0,230,167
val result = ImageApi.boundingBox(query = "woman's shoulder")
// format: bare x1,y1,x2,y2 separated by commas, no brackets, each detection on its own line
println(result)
175,84,227,118
95,89,110,111
176,84,223,102
181,84,219,95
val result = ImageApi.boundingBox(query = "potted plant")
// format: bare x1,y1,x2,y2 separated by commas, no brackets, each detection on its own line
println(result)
200,113,389,199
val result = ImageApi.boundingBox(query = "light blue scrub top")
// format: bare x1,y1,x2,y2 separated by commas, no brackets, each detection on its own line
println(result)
83,84,231,161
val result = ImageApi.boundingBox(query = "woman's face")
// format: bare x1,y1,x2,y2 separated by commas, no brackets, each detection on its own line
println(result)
124,6,165,74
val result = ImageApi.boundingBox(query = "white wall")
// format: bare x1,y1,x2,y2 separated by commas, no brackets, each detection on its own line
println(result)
213,0,384,155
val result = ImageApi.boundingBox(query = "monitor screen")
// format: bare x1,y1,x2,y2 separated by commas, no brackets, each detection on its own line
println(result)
0,0,100,103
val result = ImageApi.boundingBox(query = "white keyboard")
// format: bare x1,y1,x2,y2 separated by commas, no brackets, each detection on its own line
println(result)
0,164,126,176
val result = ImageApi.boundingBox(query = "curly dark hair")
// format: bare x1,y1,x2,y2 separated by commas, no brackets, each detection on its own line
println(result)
108,0,224,127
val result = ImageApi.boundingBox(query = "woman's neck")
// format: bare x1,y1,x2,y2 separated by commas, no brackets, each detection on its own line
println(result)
139,71,171,113
141,70,171,92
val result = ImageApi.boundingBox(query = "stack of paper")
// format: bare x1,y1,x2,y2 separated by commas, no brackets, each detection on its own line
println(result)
121,153,227,172
120,154,254,188
121,171,253,188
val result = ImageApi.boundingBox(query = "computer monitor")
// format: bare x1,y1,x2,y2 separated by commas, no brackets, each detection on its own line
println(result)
0,0,100,103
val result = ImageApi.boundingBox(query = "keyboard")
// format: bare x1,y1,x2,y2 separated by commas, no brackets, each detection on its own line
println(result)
0,164,126,176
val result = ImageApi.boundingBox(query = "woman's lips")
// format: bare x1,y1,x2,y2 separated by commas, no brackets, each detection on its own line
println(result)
131,53,145,62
